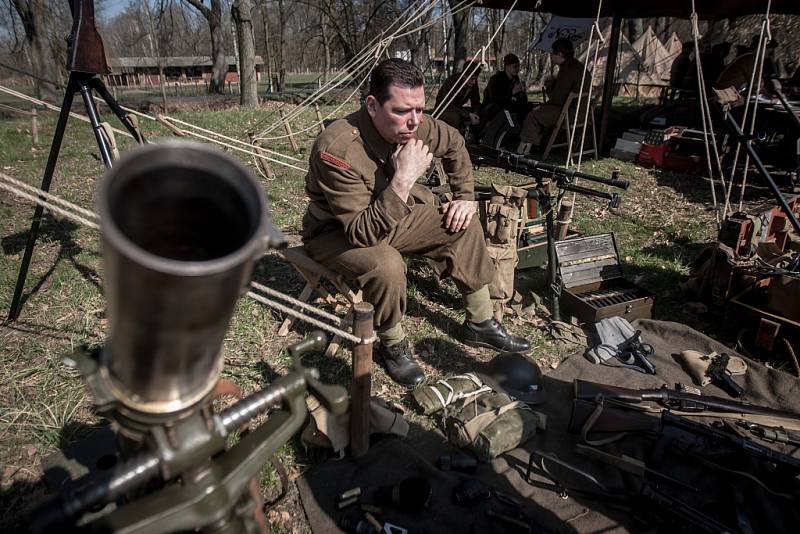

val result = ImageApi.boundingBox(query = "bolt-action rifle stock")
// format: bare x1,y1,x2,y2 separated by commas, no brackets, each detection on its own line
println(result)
572,379,800,430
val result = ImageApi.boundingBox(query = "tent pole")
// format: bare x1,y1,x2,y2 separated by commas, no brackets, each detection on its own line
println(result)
598,13,622,154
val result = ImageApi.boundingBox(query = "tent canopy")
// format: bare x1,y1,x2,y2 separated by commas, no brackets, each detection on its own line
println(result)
476,0,800,19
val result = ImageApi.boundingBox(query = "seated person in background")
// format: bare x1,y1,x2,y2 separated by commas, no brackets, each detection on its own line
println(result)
517,38,586,154
716,41,780,95
301,58,531,388
434,62,482,136
481,53,529,125
669,41,695,90
703,42,731,91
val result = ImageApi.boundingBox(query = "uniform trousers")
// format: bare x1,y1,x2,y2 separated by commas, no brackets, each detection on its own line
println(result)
304,201,494,332
519,103,562,145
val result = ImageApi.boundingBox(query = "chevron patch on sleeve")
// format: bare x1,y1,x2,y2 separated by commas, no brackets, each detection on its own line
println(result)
320,151,350,170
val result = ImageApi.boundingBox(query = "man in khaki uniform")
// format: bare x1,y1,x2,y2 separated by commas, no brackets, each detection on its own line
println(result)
434,62,482,134
301,59,530,387
518,38,587,153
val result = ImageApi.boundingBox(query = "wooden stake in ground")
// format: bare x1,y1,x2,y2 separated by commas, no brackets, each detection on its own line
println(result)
314,103,325,134
247,132,275,179
350,302,374,458
555,200,573,240
279,109,300,152
31,108,38,147
156,114,187,137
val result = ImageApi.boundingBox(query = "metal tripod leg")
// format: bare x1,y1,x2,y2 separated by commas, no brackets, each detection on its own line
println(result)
89,76,146,143
541,188,561,322
78,77,114,168
5,72,117,322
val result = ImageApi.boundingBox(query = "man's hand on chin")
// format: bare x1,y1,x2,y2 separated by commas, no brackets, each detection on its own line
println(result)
441,200,476,232
391,139,432,202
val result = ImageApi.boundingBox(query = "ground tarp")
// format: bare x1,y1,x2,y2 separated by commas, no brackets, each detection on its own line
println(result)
297,319,800,533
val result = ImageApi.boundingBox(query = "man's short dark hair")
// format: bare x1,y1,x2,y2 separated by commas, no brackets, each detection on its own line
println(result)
368,58,424,104
503,53,520,66
552,38,575,58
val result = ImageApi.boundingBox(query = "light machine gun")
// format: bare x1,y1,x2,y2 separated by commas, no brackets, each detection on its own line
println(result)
467,145,630,322
29,141,349,533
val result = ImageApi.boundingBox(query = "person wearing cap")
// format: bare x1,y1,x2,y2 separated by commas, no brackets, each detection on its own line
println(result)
518,38,586,154
301,58,531,388
435,62,482,137
481,53,529,124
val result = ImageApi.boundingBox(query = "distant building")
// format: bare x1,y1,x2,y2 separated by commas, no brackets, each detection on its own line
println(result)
107,56,264,86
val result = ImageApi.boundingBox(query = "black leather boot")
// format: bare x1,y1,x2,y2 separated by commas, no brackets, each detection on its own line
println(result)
461,318,531,353
376,339,425,388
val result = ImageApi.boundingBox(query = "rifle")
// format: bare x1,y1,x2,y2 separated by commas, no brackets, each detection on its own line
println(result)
573,379,800,430
569,399,800,473
737,420,800,447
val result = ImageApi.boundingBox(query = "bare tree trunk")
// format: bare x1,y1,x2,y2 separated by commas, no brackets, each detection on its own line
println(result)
261,4,274,93
232,0,258,107
183,0,227,93
320,7,331,84
522,12,535,86
489,10,507,72
276,0,286,92
11,0,60,101
448,0,470,73
535,14,551,85
141,1,168,109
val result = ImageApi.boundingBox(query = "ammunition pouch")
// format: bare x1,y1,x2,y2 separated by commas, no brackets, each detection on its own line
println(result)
411,373,491,416
485,203,519,245
480,185,528,320
445,391,546,461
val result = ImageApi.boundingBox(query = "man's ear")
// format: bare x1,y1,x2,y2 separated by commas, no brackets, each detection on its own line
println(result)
366,95,378,117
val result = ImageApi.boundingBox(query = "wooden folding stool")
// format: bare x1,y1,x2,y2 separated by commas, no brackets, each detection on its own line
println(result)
277,245,362,357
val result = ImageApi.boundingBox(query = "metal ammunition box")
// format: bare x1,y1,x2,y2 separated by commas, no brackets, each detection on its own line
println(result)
555,233,655,324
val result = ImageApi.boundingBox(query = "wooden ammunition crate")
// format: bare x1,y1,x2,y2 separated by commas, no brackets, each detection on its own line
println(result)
555,234,655,324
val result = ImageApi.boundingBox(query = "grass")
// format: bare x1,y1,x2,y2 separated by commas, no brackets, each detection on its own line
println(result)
0,96,778,531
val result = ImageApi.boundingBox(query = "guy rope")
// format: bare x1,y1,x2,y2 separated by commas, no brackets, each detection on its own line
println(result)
0,170,375,345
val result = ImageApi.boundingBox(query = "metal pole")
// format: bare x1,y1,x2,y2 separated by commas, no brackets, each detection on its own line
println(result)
725,113,800,236
350,302,374,458
541,187,560,322
78,80,114,168
7,74,78,322
598,14,622,154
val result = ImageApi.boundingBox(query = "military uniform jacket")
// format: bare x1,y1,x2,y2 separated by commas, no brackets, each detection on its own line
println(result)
301,107,475,248
548,57,587,107
483,71,527,109
435,73,481,115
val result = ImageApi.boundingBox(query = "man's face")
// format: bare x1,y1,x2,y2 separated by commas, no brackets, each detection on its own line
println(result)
366,84,426,145
551,51,566,65
505,63,520,77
